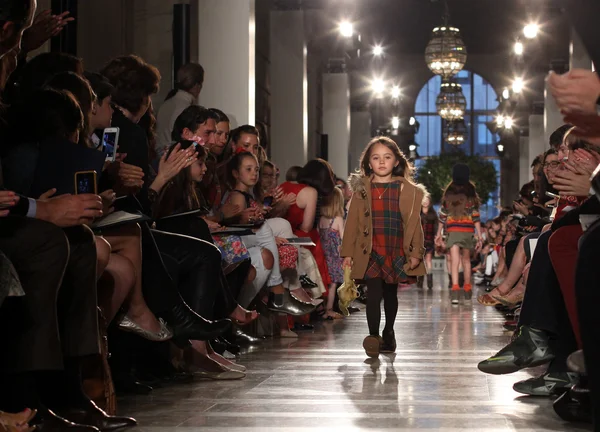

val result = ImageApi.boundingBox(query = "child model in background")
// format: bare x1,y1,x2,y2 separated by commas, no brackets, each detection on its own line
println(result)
341,137,426,359
417,194,439,290
319,187,345,320
436,164,482,304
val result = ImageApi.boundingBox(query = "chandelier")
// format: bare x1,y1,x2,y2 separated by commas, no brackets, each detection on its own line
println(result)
424,1,467,79
444,119,468,146
436,81,466,121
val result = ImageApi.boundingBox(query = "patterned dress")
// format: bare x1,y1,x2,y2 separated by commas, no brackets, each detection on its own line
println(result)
364,181,408,284
421,209,438,254
319,218,344,284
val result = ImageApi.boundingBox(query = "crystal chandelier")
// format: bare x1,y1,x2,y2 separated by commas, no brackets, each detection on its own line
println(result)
424,1,467,79
436,81,466,121
444,119,467,146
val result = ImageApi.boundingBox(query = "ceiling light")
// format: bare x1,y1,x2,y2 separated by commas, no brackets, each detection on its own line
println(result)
523,23,539,39
512,77,524,94
372,45,384,56
425,26,467,79
391,116,400,129
514,40,524,56
496,114,505,127
371,78,385,97
503,117,513,129
409,116,416,126
502,87,510,100
391,85,401,99
339,21,354,38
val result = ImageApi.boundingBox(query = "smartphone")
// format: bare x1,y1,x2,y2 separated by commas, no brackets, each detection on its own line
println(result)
102,127,120,162
74,171,97,195
545,191,560,199
263,196,274,207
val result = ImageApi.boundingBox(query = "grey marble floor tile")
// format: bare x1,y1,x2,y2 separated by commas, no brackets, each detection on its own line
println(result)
118,277,589,431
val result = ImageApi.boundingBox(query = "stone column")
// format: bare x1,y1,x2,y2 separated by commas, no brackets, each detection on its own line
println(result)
544,80,563,147
529,115,545,177
269,9,307,178
323,73,351,179
519,136,530,185
196,0,256,127
349,110,371,174
570,27,593,70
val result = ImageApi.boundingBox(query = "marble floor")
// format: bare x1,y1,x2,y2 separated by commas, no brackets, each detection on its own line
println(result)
120,274,590,431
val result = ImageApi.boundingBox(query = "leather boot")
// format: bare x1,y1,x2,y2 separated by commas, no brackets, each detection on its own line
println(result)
58,399,137,431
416,276,424,288
233,327,263,346
267,290,316,316
162,299,232,341
427,274,433,289
380,329,396,353
33,408,100,432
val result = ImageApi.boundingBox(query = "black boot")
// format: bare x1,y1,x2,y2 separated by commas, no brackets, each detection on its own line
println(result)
380,329,396,353
233,327,263,346
162,300,232,341
267,290,316,316
33,408,101,432
427,274,433,289
416,276,424,288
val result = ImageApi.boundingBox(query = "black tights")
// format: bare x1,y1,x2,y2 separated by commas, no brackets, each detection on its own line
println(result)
366,278,398,336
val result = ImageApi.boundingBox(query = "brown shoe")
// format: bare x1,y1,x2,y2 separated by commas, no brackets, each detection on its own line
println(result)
363,335,383,358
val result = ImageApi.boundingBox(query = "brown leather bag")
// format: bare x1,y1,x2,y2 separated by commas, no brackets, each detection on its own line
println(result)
82,309,117,415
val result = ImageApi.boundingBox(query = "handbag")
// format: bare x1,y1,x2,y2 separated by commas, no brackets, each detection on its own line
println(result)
337,267,359,316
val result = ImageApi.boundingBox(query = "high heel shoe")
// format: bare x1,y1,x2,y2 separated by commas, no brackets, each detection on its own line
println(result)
492,291,524,307
116,315,173,341
162,300,232,341
230,307,259,326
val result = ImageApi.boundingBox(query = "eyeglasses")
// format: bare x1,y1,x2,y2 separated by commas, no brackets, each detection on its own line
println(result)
543,161,561,169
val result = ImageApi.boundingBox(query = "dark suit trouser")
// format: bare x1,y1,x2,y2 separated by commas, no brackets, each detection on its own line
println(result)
0,217,99,372
575,221,600,431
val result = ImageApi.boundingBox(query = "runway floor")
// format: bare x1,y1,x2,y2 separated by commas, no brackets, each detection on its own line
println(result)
119,274,590,431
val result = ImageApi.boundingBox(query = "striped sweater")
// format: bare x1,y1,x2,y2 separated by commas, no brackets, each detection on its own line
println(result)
439,194,480,233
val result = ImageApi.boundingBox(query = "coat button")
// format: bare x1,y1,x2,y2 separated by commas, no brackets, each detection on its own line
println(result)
363,248,368,254
363,228,369,236
364,210,370,217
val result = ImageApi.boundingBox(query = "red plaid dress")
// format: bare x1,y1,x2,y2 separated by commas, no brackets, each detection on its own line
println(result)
364,181,408,284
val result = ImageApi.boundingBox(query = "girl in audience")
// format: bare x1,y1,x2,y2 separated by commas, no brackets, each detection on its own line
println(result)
222,151,315,330
436,164,482,304
341,137,426,358
318,187,345,320
418,194,439,290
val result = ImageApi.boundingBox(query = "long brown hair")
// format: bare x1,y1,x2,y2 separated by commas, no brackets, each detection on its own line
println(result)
358,136,413,180
153,140,207,218
442,181,481,215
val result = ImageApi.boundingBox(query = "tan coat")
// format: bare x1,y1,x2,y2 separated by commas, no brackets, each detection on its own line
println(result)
341,175,427,280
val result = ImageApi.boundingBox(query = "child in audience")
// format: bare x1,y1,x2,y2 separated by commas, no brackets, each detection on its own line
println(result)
341,136,426,358
319,187,345,320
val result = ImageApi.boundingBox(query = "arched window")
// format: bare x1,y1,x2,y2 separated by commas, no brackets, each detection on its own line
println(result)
414,70,501,219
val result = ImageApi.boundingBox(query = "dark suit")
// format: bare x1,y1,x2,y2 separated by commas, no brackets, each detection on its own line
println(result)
0,217,99,372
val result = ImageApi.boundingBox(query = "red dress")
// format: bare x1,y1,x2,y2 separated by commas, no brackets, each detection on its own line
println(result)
280,182,331,286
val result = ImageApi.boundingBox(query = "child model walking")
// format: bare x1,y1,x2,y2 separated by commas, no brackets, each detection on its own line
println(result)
435,164,482,304
417,194,439,290
341,137,426,358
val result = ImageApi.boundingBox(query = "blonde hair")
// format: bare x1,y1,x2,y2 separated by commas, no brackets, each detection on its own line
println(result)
321,187,345,219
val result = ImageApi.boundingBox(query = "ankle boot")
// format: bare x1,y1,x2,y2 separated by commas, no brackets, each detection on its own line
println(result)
416,276,424,288
381,329,396,353
267,290,316,316
162,300,232,342
427,274,433,289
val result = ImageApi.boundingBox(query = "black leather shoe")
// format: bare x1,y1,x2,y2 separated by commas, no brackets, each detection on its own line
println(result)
211,337,241,355
34,409,100,431
234,327,263,345
218,336,241,354
59,399,137,431
293,323,314,331
347,306,360,313
427,274,433,289
553,384,592,423
416,276,424,288
380,329,396,353
267,290,316,316
477,326,554,375
300,275,318,288
163,300,232,341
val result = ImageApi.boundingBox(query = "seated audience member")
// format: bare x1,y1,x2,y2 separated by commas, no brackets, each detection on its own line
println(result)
155,63,204,154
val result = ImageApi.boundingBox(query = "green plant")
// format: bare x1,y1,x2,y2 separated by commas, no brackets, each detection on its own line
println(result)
415,150,498,204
